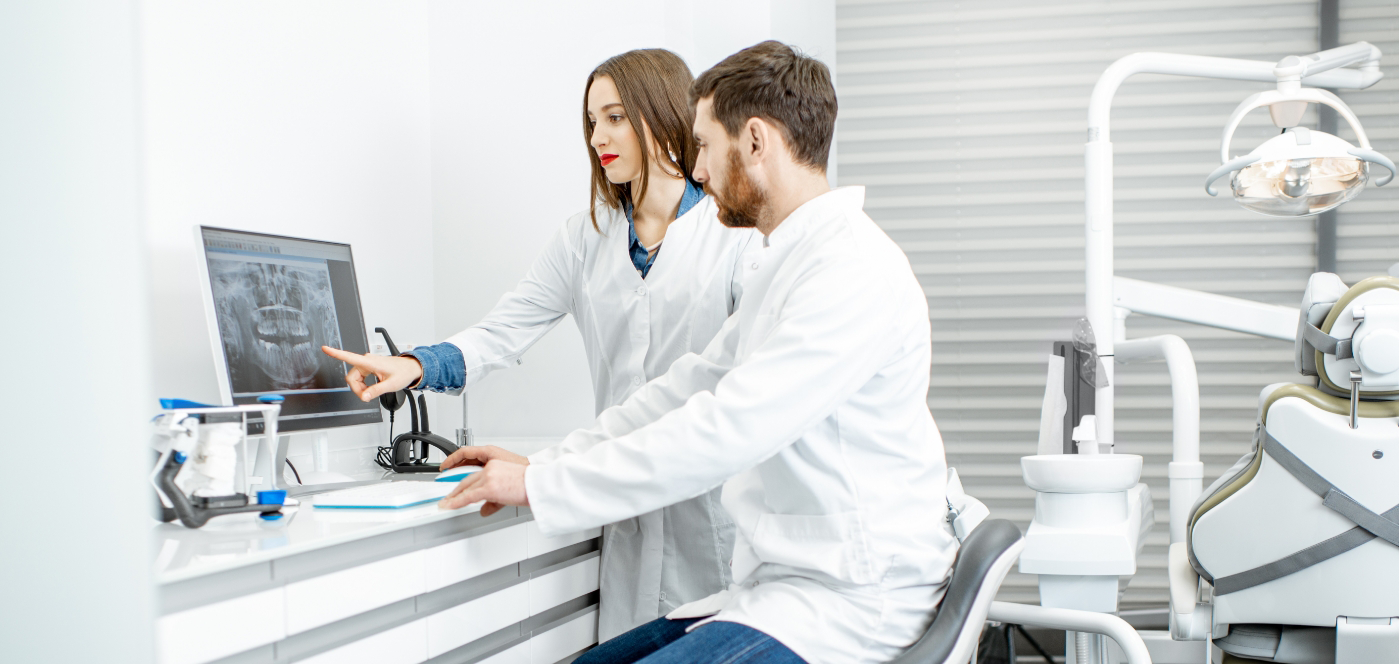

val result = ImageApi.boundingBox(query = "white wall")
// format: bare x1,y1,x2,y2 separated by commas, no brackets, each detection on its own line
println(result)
140,1,435,475
0,2,155,660
429,0,836,440
428,1,675,440
135,0,836,462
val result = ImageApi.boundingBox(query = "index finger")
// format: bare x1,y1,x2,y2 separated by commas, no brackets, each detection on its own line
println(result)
440,447,490,470
322,346,371,367
440,488,485,511
440,473,485,510
443,470,482,500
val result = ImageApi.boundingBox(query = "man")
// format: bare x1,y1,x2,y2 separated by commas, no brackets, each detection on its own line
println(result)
339,41,956,664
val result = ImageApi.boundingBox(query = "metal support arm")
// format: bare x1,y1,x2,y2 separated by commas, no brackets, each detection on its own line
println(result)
988,602,1153,664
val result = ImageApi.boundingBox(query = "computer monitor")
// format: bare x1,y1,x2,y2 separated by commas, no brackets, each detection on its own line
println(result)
195,226,383,435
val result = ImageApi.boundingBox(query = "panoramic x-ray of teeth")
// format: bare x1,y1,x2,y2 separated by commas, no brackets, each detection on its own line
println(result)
209,260,345,392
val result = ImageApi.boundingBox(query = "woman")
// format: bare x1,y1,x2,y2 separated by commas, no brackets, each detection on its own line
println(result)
324,49,756,640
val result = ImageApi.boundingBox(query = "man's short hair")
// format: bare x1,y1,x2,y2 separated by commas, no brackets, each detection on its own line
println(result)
691,40,837,172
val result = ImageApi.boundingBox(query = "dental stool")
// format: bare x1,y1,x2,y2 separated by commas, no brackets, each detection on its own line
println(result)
891,519,1024,664
1175,273,1399,663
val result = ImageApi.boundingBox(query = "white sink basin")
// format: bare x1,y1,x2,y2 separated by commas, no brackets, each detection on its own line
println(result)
1022,454,1143,493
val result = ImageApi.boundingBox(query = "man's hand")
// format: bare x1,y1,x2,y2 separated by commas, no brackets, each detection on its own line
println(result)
440,445,529,471
321,346,422,402
439,459,529,516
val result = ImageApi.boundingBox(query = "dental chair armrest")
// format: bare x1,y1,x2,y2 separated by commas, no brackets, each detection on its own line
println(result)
1169,542,1212,640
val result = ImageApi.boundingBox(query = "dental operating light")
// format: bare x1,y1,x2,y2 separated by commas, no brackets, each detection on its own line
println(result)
1204,48,1396,217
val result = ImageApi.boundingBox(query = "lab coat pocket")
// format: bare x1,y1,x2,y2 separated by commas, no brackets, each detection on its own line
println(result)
750,511,875,585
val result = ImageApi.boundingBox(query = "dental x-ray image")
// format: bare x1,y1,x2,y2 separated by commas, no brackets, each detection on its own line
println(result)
209,259,346,393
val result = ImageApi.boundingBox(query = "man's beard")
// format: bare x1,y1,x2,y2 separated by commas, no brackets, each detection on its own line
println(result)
712,147,768,229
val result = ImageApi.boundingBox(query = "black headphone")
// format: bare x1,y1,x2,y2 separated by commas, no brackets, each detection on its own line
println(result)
373,327,409,414
373,327,458,473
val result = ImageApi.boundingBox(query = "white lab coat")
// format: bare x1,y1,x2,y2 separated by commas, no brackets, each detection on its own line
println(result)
526,187,957,664
442,197,757,640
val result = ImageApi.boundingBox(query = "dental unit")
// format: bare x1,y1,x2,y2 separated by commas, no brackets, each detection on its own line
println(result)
1007,42,1395,664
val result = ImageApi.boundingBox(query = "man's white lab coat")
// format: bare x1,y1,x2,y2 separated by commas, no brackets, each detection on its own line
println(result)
442,198,757,639
526,187,956,664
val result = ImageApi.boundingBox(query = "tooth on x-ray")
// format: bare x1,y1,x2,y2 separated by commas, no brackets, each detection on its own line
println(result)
209,260,344,393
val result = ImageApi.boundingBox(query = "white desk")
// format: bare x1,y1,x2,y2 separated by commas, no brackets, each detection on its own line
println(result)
153,490,601,664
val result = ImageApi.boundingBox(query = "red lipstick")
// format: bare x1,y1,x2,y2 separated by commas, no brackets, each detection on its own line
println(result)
600,154,619,166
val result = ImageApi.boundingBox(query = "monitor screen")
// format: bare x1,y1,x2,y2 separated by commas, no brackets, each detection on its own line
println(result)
197,226,382,434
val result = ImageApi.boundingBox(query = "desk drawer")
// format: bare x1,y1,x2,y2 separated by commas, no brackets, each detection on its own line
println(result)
285,550,425,635
525,522,601,557
531,609,598,664
297,619,427,664
529,556,600,616
476,640,530,664
423,523,527,593
157,588,285,664
426,582,530,658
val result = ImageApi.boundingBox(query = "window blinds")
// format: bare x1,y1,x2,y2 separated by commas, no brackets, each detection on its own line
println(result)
1337,0,1399,284
836,0,1325,607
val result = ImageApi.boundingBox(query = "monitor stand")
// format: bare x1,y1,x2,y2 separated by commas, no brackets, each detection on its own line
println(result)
252,434,386,497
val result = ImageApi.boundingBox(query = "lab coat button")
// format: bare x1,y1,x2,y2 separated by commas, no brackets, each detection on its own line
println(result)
750,263,759,270
632,376,642,386
637,286,647,295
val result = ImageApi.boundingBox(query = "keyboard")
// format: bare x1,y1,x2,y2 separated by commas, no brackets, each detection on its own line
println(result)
310,481,456,509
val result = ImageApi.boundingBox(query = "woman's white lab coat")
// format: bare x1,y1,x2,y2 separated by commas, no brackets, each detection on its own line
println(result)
441,196,757,640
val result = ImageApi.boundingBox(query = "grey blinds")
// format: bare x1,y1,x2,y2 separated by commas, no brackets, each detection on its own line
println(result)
1337,1,1399,283
836,0,1324,607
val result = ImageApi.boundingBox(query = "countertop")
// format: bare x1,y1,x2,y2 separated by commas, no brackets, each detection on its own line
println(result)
152,478,500,585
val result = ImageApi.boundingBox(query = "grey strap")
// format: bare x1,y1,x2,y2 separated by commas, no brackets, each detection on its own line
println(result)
1265,433,1399,547
1323,490,1399,548
1212,432,1399,595
1302,321,1353,360
1214,513,1398,595
1262,433,1339,498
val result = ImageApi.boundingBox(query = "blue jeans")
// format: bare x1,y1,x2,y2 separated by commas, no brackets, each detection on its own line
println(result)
575,617,807,664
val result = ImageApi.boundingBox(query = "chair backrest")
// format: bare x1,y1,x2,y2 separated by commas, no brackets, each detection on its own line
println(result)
890,519,1024,664
1295,272,1399,398
1189,389,1399,627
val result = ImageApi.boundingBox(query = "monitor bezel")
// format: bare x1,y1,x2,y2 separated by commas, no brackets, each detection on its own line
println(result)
192,224,382,432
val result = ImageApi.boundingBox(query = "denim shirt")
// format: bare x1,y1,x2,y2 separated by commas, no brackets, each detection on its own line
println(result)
407,179,705,393
626,178,704,279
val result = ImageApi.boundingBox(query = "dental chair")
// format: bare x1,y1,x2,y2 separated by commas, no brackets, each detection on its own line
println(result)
1173,273,1399,663
891,518,1024,664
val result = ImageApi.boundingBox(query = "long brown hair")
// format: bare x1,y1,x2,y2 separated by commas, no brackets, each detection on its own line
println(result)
584,49,697,232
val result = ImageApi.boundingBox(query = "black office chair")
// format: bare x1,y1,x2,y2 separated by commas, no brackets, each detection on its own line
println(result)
890,519,1025,664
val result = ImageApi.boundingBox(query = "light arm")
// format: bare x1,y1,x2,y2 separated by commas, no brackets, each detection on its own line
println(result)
1113,276,1298,342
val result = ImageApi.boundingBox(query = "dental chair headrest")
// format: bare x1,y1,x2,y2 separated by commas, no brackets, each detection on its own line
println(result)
1296,272,1399,399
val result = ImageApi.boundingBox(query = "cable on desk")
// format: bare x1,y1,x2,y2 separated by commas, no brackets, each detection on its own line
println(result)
374,411,396,470
285,458,302,485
